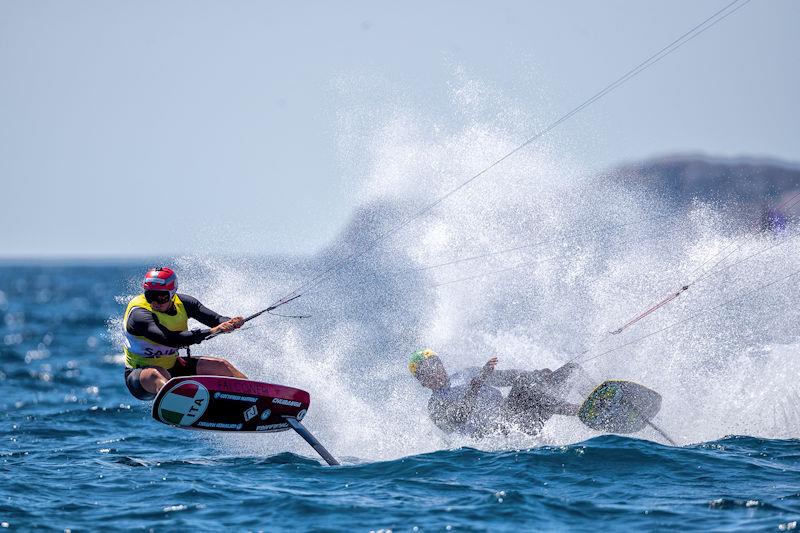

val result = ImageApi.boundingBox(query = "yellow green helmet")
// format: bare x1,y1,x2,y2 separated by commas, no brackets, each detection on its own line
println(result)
409,348,437,375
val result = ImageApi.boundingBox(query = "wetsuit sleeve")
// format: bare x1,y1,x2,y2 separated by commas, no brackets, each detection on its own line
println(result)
178,294,231,327
487,369,526,386
488,363,581,387
460,366,495,417
127,308,211,348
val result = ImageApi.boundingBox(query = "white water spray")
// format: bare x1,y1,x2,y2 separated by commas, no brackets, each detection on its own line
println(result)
125,72,800,462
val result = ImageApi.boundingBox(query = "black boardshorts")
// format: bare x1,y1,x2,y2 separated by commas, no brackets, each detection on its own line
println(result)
124,356,200,401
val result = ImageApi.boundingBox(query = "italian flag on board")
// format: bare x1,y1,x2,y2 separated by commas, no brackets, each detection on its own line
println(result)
158,381,209,426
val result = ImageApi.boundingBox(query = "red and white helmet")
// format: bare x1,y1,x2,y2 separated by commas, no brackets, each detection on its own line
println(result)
142,267,178,298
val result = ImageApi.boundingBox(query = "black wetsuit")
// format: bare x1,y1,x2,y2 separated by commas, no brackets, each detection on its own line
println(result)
124,294,229,401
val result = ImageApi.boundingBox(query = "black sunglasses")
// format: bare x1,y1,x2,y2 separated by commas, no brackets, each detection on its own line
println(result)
144,290,172,304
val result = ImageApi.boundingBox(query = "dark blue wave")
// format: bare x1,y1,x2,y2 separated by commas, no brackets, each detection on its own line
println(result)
3,264,800,532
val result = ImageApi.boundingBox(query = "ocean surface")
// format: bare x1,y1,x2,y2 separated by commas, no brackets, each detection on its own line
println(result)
2,263,800,532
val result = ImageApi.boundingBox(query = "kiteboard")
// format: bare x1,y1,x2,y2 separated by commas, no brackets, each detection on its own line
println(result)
152,375,339,465
578,379,662,434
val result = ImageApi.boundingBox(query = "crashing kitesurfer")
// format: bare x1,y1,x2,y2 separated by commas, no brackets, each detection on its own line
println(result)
408,349,581,437
122,267,247,400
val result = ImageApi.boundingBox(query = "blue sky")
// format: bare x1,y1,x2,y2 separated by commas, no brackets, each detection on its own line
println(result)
1,0,797,257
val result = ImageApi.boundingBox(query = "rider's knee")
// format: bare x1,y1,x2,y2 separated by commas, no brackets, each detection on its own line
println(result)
141,366,170,381
139,366,170,391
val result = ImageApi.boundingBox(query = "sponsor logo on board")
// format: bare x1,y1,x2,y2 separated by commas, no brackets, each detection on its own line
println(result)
196,421,243,430
296,409,307,421
255,423,289,432
157,380,210,427
213,392,258,403
272,398,302,407
260,408,272,421
243,405,258,422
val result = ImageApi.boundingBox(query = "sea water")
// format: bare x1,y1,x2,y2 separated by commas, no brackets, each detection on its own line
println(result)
2,245,799,533
4,78,800,531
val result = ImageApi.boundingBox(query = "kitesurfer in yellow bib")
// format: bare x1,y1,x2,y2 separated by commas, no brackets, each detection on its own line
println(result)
123,267,247,400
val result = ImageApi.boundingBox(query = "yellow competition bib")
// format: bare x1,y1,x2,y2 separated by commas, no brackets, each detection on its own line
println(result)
122,294,189,369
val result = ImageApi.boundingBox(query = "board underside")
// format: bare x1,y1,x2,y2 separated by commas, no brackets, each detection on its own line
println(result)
578,380,662,433
152,376,310,433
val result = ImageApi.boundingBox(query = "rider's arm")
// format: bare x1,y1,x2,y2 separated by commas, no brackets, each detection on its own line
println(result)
461,358,498,410
179,294,231,327
127,308,211,348
489,363,582,387
430,369,491,426
486,369,526,386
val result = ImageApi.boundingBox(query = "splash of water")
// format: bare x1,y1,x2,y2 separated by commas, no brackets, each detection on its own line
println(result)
118,73,800,462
